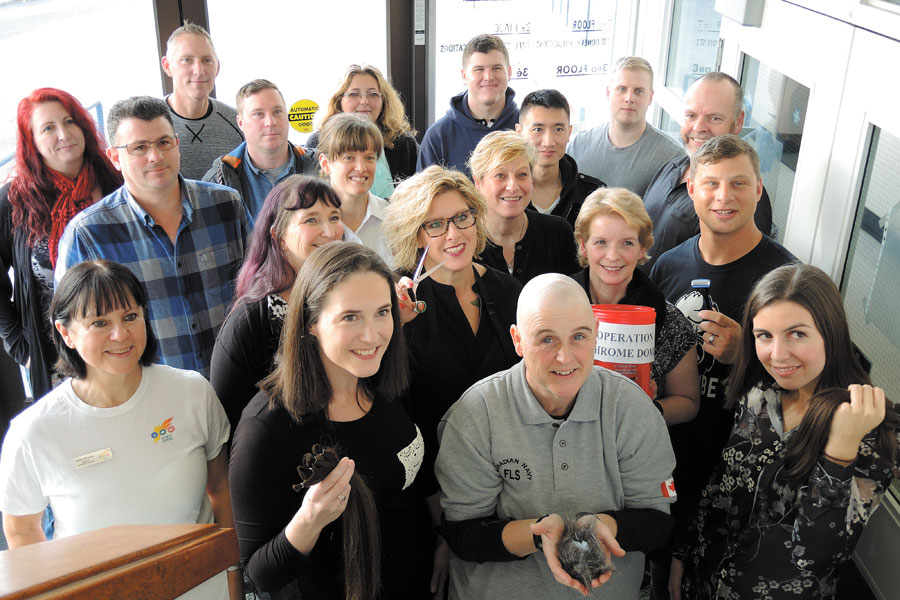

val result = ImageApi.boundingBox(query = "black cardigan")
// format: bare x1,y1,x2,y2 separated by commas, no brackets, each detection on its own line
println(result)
0,184,56,406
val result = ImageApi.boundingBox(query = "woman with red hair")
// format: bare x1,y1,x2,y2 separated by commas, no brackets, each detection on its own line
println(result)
0,88,122,426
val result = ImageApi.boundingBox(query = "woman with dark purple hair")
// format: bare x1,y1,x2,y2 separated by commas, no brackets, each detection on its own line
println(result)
210,175,354,432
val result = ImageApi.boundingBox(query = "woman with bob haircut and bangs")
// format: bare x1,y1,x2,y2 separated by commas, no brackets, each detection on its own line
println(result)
0,259,240,599
383,166,521,569
572,188,699,425
307,63,418,194
0,88,122,418
210,175,356,433
317,113,394,267
670,263,900,600
469,131,579,284
229,242,442,599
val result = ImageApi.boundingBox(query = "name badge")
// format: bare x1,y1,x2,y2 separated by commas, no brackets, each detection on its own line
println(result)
74,448,113,469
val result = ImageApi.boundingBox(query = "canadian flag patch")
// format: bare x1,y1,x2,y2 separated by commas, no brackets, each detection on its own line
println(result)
661,478,677,498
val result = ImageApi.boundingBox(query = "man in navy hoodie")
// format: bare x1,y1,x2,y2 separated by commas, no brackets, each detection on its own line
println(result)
417,33,519,176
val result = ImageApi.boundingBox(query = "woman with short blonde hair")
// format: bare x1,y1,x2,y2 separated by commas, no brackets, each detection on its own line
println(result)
572,188,699,426
469,131,579,284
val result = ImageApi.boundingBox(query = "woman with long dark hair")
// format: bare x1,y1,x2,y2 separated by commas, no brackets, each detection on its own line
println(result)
669,263,900,599
0,88,122,418
209,175,350,433
307,63,418,195
229,242,438,599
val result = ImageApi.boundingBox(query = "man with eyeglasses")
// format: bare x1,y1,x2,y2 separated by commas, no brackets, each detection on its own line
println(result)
417,33,519,176
55,96,249,379
204,79,317,224
162,22,244,180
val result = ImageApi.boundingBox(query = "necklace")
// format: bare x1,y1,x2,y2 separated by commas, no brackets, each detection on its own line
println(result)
494,214,527,270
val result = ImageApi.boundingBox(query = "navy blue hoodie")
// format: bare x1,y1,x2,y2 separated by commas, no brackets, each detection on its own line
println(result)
417,88,519,176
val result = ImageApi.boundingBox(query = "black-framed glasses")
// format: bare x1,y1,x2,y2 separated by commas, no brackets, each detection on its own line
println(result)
343,90,382,101
113,135,179,156
420,209,477,238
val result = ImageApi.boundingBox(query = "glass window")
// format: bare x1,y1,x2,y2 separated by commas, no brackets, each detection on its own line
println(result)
739,55,810,242
658,110,683,144
207,0,388,145
0,0,162,180
841,126,900,403
664,0,721,97
840,126,900,499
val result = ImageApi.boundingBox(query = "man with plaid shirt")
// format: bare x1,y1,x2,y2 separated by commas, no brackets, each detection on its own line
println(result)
56,96,249,378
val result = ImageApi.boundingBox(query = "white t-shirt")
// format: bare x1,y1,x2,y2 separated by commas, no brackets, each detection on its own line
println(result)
0,363,229,531
0,364,230,597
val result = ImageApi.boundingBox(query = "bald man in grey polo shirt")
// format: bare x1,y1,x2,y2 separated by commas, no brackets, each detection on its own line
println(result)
436,274,676,599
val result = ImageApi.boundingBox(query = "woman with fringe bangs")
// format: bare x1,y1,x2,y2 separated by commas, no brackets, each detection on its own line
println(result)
229,242,440,600
669,263,900,599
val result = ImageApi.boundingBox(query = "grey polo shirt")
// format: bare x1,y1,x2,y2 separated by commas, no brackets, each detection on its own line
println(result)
436,361,676,600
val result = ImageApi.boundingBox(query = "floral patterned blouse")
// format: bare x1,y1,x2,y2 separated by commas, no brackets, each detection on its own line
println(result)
677,385,900,599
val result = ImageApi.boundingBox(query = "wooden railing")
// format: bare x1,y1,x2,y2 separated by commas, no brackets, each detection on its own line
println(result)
0,523,238,599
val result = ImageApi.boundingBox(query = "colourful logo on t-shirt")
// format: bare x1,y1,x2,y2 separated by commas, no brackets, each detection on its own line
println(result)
151,417,175,443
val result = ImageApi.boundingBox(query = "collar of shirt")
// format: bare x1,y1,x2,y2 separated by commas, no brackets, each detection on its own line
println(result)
512,360,602,425
122,174,193,230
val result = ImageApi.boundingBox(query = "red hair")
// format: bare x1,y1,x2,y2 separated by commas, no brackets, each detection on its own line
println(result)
8,88,122,245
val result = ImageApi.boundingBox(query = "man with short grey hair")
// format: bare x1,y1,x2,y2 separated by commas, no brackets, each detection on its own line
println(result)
162,22,244,180
641,72,773,272
568,57,684,196
436,273,676,599
56,96,249,378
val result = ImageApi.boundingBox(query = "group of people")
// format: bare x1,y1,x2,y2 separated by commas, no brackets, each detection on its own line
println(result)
0,21,897,600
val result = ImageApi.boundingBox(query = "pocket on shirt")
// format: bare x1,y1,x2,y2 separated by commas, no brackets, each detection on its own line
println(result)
198,245,240,295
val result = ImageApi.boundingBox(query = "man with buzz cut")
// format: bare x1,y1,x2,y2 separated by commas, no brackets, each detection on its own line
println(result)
203,79,317,224
55,96,249,379
516,89,601,226
648,134,795,598
162,21,244,180
567,56,683,197
641,72,773,272
417,33,519,176
436,273,676,600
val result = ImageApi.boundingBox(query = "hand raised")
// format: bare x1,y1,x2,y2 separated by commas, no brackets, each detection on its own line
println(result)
825,385,886,460
698,310,741,364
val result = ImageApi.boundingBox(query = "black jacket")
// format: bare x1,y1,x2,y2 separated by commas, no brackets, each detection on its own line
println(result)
526,153,603,226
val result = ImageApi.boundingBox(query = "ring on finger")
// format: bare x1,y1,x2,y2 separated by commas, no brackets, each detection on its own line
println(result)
708,333,716,345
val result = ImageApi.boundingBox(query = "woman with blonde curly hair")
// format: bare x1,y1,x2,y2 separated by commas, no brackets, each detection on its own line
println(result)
383,166,521,536
307,64,418,197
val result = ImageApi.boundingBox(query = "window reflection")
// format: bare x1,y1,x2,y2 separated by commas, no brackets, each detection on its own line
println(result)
739,56,809,242
0,0,162,180
665,0,721,96
842,127,900,403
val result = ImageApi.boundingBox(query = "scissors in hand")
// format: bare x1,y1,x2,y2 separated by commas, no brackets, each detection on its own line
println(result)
408,247,445,314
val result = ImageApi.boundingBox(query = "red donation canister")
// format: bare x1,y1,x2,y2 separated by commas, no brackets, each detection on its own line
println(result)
592,305,655,396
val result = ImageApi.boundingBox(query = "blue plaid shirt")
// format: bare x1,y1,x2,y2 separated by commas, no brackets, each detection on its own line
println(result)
55,177,250,378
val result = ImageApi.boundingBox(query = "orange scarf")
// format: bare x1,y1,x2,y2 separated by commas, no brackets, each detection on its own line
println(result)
47,164,97,267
